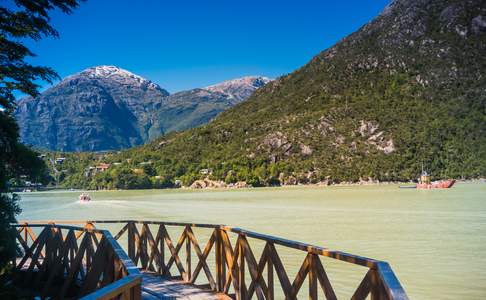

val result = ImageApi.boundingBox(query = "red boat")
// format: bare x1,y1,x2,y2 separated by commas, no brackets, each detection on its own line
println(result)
415,168,455,189
416,179,456,189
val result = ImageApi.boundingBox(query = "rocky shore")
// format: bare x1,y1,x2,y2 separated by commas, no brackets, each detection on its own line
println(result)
187,177,413,190
186,177,485,190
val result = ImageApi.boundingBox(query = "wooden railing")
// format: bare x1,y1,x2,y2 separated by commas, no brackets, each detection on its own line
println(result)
17,220,408,300
13,223,142,300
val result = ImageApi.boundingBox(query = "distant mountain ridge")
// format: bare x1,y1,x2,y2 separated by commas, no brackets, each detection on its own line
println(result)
15,66,270,151
155,76,270,134
93,0,485,186
205,77,272,101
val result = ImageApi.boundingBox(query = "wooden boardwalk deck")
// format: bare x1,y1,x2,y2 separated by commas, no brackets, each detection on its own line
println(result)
141,271,231,300
17,259,229,300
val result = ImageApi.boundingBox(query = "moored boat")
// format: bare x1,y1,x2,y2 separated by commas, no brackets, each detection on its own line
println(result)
79,193,91,202
416,179,456,189
415,167,455,189
399,165,456,189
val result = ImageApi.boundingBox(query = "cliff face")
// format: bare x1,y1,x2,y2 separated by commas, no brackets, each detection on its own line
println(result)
15,65,270,151
15,66,167,151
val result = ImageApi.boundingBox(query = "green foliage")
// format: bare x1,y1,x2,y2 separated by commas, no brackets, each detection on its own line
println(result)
0,0,82,112
46,0,486,190
0,112,46,269
0,0,82,295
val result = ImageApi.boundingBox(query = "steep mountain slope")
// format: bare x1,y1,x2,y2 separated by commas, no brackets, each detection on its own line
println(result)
95,0,486,187
15,66,168,151
15,66,270,151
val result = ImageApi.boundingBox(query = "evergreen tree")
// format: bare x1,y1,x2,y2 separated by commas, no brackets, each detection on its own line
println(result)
0,0,82,295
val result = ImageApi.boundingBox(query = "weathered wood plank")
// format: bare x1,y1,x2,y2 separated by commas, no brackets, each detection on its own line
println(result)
42,230,76,297
79,275,142,300
309,254,318,300
239,240,247,300
15,229,42,269
114,223,129,240
351,270,372,300
266,242,292,299
145,224,162,272
289,253,310,298
239,235,267,300
186,225,192,282
190,229,216,289
80,237,110,296
128,222,135,260
141,271,232,300
60,232,90,298
24,227,49,285
220,230,239,295
314,255,337,300
162,225,186,276
267,254,274,300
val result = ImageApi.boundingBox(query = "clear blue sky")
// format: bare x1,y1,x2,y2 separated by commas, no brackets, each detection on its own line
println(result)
21,0,390,93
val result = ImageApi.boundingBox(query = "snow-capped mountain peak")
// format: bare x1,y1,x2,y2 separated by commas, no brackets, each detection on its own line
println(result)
65,65,161,90
205,76,271,91
205,76,272,101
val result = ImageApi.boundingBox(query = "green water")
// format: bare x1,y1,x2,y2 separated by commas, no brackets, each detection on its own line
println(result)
18,182,486,299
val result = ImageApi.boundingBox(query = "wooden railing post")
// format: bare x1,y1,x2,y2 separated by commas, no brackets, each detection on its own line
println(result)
131,282,142,300
309,254,318,300
128,222,135,261
215,228,221,292
267,248,274,300
221,230,226,292
159,225,165,275
140,224,148,270
370,269,388,300
238,237,246,300
185,225,191,282
215,227,226,292
23,225,28,244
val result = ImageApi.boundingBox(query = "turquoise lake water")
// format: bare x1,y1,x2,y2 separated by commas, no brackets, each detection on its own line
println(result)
18,182,486,299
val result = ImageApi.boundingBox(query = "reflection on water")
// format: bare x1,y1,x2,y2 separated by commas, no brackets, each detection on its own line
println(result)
18,183,486,299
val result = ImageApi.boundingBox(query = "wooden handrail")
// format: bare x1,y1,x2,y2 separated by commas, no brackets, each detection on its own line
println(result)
18,220,382,267
13,223,142,300
16,220,409,300
79,275,142,300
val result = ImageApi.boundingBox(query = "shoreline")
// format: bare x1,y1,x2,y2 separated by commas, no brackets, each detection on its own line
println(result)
19,178,485,193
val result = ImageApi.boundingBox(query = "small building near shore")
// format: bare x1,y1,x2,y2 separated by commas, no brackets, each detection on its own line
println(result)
96,163,111,172
55,157,66,164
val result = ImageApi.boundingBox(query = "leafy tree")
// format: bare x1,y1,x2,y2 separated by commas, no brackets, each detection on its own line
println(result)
0,0,82,295
224,170,237,184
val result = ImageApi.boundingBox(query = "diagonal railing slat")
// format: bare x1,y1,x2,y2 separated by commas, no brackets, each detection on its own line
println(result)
13,223,142,300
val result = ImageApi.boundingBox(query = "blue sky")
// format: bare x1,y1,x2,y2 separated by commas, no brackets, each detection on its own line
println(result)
20,0,390,93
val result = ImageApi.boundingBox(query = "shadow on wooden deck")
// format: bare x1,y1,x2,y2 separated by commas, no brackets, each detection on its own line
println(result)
142,271,232,300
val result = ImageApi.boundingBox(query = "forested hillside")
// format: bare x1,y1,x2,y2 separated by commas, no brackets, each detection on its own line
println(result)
51,0,486,189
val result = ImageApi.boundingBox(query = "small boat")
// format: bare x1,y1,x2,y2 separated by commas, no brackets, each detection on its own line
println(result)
399,164,456,189
79,193,91,202
416,179,456,189
414,165,455,189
